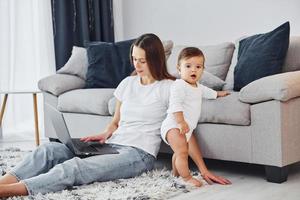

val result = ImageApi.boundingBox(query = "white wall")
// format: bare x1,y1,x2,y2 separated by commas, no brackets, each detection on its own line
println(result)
114,0,300,45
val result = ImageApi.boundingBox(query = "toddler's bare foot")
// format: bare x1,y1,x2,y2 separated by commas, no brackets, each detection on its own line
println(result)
183,176,203,187
172,169,179,177
172,154,179,177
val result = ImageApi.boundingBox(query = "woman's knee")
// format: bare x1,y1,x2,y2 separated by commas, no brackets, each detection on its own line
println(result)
34,143,55,158
57,157,97,185
37,142,73,161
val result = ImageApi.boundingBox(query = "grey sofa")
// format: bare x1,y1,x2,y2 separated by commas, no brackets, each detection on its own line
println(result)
38,37,300,183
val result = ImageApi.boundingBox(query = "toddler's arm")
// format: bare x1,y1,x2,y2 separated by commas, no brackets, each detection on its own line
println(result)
168,81,190,134
217,91,230,97
201,84,230,99
173,112,190,134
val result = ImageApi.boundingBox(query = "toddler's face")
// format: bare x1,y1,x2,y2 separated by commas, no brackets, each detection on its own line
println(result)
178,56,204,86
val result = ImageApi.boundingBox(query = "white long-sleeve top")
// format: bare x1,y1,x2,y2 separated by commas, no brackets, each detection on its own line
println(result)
161,79,217,143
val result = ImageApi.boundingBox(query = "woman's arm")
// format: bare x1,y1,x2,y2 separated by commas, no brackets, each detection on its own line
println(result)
188,134,231,185
105,99,121,137
81,99,122,143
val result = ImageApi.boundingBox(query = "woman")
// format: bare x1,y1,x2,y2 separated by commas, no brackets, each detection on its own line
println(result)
0,33,229,197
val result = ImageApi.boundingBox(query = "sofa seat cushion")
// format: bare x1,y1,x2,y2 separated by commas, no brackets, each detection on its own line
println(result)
108,92,250,126
200,92,250,126
58,89,115,116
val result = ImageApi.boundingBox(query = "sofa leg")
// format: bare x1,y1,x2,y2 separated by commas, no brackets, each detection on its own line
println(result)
264,165,289,183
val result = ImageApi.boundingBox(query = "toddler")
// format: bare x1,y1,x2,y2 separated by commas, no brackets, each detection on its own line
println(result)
161,47,229,186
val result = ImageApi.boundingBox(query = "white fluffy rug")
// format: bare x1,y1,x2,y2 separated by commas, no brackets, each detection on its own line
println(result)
0,148,201,200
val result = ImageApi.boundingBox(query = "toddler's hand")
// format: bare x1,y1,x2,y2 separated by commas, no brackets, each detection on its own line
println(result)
217,91,230,97
178,121,190,135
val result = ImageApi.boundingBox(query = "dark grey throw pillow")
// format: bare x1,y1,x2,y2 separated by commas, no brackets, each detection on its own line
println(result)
85,39,135,88
233,22,290,91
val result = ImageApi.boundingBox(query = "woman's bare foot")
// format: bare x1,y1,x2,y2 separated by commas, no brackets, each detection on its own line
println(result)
172,154,179,177
183,176,203,187
0,182,28,197
0,174,18,185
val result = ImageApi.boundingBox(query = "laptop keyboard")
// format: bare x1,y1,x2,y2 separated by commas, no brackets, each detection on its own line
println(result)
71,139,98,152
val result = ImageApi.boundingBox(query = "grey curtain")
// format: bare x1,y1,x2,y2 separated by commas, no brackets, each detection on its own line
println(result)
51,0,114,70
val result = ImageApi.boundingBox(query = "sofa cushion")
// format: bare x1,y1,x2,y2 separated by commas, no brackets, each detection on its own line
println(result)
223,36,247,90
38,74,85,96
163,40,174,60
84,40,174,89
108,96,117,116
55,41,173,88
168,42,235,81
200,71,225,90
200,92,251,126
57,89,115,115
85,39,136,89
239,71,300,103
167,69,225,90
224,35,299,91
57,46,88,80
282,36,300,72
233,22,290,91
108,92,250,126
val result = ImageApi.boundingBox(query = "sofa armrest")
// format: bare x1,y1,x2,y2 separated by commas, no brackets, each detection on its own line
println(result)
38,74,85,96
239,71,300,103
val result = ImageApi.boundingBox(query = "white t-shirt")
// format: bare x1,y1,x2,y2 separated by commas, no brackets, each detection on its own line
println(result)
106,76,173,157
161,79,217,144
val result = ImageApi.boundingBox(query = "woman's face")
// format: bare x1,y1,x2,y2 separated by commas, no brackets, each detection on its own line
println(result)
132,46,152,79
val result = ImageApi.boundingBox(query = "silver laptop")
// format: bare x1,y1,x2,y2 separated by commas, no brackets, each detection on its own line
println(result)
48,106,119,157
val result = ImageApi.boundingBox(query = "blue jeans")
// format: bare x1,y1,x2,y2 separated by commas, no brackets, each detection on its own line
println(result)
9,142,155,195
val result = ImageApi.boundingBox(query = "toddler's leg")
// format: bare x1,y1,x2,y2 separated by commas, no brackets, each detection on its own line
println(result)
172,154,179,177
167,129,202,187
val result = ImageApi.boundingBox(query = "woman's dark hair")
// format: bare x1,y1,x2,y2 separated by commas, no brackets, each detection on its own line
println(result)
130,33,175,80
177,47,205,66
